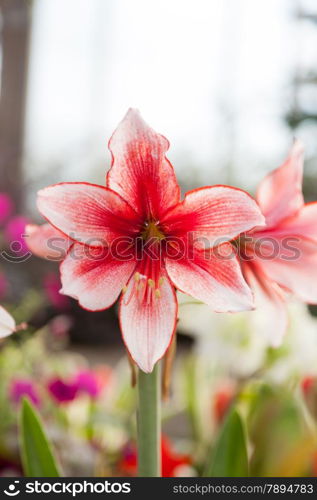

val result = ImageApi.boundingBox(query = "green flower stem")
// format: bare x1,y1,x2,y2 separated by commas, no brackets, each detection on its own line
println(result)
137,364,161,477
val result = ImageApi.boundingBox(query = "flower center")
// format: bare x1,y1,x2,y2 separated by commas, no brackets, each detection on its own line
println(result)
141,220,165,241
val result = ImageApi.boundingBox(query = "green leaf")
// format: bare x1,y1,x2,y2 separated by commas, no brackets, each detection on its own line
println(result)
204,408,249,477
19,398,61,477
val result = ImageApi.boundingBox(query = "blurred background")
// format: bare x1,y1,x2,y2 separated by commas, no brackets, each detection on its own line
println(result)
1,0,317,338
1,0,317,477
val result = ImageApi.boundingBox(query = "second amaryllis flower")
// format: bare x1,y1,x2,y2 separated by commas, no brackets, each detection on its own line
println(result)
35,109,264,372
239,140,317,345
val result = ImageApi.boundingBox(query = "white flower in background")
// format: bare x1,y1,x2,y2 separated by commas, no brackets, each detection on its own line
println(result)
0,306,16,339
178,293,317,381
267,302,317,383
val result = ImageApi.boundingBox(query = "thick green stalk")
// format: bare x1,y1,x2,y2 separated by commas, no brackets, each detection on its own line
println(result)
137,364,161,477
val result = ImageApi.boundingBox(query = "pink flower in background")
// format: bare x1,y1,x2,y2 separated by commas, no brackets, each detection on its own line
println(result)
36,109,264,373
240,140,317,345
47,377,79,404
43,273,70,310
4,215,29,255
47,368,110,403
75,367,112,399
0,193,13,225
75,370,101,399
9,379,40,407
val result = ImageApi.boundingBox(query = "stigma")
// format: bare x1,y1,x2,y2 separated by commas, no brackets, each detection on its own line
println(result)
141,220,165,242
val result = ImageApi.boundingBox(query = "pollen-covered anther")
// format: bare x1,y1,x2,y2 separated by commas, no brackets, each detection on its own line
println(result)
148,278,155,288
155,289,161,299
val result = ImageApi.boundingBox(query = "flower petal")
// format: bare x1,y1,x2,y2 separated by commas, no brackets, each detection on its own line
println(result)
25,223,71,261
268,202,317,243
162,186,264,247
37,182,141,246
256,139,304,228
165,243,254,312
242,261,288,346
60,243,136,311
257,236,317,304
119,266,177,373
0,306,16,338
107,109,181,219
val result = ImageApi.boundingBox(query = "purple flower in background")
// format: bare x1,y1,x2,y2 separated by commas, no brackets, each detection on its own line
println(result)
9,379,40,407
43,273,70,310
75,370,101,399
4,215,30,255
47,377,78,403
0,193,13,225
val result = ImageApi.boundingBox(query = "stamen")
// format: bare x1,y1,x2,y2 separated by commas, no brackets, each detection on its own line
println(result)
148,278,155,288
155,289,161,298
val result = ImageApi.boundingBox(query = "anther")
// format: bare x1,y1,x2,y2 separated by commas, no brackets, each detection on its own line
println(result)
148,278,155,288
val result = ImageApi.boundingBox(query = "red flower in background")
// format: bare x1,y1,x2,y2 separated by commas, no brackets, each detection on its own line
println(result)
33,109,263,372
119,436,192,477
240,140,317,345
213,382,235,424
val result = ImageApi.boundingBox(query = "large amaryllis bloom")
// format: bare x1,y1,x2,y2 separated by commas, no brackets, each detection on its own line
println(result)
240,140,317,345
35,109,263,372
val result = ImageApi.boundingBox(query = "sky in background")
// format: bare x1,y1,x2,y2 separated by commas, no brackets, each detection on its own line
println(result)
24,0,312,206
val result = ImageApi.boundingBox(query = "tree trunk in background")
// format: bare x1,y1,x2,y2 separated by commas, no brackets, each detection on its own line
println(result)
0,0,31,209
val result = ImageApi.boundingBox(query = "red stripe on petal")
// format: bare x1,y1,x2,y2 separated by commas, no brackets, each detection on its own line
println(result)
60,243,136,311
259,202,317,243
37,182,141,246
119,260,177,373
162,185,264,247
256,139,304,228
165,243,254,313
107,109,181,220
254,235,317,304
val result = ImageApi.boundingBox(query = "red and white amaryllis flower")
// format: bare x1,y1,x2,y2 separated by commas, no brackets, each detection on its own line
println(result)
35,109,263,372
240,140,317,345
